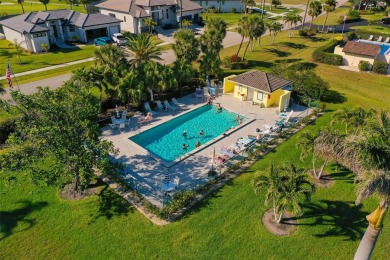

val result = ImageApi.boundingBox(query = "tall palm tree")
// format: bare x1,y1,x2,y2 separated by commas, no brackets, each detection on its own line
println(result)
332,106,375,134
302,0,310,29
39,0,50,11
354,111,390,259
242,0,256,16
8,39,25,65
94,44,127,86
236,16,251,56
243,15,264,57
331,106,353,134
283,12,302,37
322,0,337,32
172,29,200,63
266,21,283,45
17,0,25,14
296,130,319,178
127,33,162,67
308,1,322,29
205,17,227,40
116,70,144,105
252,163,315,223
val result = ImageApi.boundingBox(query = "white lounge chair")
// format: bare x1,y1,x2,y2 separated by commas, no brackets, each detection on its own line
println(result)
384,37,390,43
377,36,383,42
172,98,186,108
164,100,177,111
156,101,167,111
368,35,374,41
144,102,158,115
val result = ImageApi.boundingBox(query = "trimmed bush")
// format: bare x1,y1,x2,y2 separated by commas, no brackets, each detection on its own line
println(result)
372,61,389,74
346,31,358,41
299,28,317,37
222,55,249,69
312,40,343,65
358,60,372,71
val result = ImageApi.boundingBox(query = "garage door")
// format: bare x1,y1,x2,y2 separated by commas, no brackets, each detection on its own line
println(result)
109,26,120,36
86,27,107,41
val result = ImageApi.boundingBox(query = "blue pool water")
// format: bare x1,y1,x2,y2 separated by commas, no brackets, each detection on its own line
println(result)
358,40,390,55
129,105,246,163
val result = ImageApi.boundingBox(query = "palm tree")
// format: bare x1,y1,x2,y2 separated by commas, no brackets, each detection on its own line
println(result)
144,18,157,34
205,17,227,40
354,111,390,259
283,12,302,37
182,19,192,29
116,70,144,105
252,163,316,223
308,1,322,29
199,52,222,80
332,107,375,134
127,33,162,67
331,106,353,134
200,29,224,57
9,39,25,65
266,21,283,45
242,0,256,16
17,0,25,14
302,0,310,29
172,29,200,63
296,130,319,178
39,0,50,11
243,15,264,57
322,0,337,32
236,16,251,56
173,60,195,95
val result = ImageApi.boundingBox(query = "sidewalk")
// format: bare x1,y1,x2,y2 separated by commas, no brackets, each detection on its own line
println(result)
0,57,94,80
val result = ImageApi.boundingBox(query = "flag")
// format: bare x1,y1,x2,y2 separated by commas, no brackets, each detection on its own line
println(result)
6,61,13,89
343,14,347,22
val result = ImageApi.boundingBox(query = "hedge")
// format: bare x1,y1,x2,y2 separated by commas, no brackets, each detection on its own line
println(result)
358,60,372,71
312,40,343,66
373,61,389,74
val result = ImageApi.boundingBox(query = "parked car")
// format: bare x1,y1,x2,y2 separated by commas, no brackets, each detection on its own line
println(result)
111,33,127,45
94,37,113,46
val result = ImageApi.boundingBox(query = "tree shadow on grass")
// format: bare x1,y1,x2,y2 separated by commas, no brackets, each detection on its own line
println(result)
247,60,274,69
274,58,303,64
264,48,291,57
90,186,134,222
278,42,308,49
294,200,367,241
0,200,48,241
309,36,327,42
321,89,347,104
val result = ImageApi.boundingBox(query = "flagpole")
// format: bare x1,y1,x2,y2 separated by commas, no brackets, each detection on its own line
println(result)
8,59,21,92
342,14,347,34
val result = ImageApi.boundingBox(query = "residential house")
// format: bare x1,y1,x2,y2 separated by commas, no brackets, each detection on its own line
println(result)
193,0,244,13
334,41,390,72
223,70,292,112
0,10,121,53
95,0,202,34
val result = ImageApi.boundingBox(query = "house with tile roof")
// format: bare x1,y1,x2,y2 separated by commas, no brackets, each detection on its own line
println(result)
95,0,202,34
193,0,244,13
0,10,121,53
334,41,390,68
223,70,292,112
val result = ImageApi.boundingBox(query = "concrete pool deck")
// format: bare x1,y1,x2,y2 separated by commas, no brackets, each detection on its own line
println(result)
101,88,309,207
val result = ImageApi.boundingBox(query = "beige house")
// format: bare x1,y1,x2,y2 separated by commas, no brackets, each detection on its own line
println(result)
223,70,292,112
334,41,381,66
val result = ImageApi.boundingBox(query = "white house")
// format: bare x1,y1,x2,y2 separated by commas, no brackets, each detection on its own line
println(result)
96,0,203,34
0,10,121,53
193,0,244,13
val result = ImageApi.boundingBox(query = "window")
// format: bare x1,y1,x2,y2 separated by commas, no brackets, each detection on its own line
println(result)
109,13,116,18
238,85,242,92
124,16,126,22
257,92,263,101
33,32,46,38
166,9,169,20
69,25,75,32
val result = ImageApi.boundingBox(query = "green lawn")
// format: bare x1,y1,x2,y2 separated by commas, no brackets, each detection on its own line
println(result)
1,1,85,15
2,17,390,259
350,25,390,38
312,3,352,26
201,13,248,27
0,39,96,75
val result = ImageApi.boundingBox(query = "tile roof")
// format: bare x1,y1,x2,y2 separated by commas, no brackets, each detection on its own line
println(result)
228,70,291,93
342,41,380,57
96,0,201,15
0,10,121,33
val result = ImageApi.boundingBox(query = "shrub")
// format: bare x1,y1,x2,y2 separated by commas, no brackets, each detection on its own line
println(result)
231,7,236,13
312,40,343,65
299,28,317,37
346,31,358,41
0,118,17,144
358,60,372,71
222,55,249,69
372,61,389,74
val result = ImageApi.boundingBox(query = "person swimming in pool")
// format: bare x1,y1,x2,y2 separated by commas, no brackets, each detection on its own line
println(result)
182,130,187,139
217,103,222,113
195,140,201,148
199,130,204,136
182,143,189,150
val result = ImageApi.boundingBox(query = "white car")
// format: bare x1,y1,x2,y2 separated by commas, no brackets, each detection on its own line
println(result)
111,33,127,46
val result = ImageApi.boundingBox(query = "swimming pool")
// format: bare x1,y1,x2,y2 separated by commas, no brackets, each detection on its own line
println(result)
129,105,246,164
358,40,390,55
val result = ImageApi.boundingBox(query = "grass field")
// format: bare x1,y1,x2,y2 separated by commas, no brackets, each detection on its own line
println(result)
312,3,352,26
350,25,390,37
0,39,96,75
0,1,85,15
1,14,390,259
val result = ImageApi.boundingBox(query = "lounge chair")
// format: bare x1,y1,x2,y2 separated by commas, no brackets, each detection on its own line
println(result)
384,37,390,43
280,110,293,119
172,98,186,108
195,88,203,100
377,36,383,42
368,35,374,41
144,102,158,116
164,100,177,111
156,101,167,111
238,137,255,147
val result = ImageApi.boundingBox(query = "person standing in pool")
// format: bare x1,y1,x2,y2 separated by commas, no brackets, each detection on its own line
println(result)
182,130,187,139
217,103,222,113
199,130,204,137
195,140,201,148
182,143,188,150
